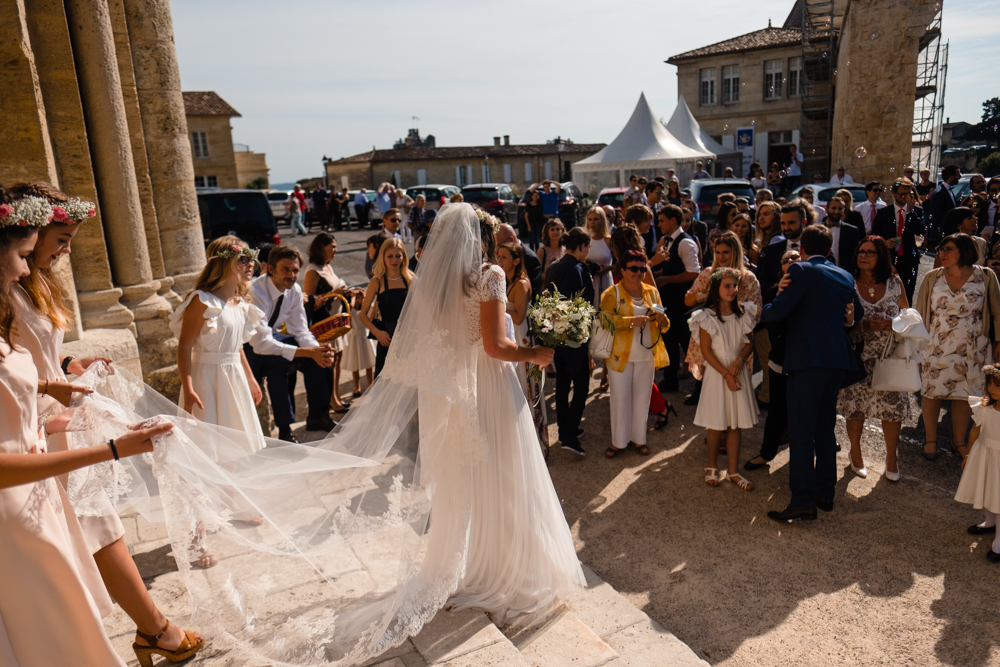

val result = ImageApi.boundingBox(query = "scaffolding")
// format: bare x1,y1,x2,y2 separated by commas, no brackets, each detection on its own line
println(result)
798,0,837,178
911,3,947,173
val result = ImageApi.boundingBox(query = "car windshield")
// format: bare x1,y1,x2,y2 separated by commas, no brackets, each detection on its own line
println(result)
266,192,289,201
462,187,500,201
198,192,275,234
598,192,624,207
695,184,755,204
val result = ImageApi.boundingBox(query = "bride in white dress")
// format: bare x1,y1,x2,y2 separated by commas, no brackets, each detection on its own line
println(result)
66,204,585,665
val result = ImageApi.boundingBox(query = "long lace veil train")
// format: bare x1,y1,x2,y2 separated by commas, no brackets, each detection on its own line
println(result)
66,204,487,665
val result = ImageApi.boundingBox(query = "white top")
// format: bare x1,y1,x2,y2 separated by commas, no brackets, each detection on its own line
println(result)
464,264,507,344
855,199,887,234
249,274,318,360
668,226,701,273
829,173,855,185
628,299,654,363
787,151,804,177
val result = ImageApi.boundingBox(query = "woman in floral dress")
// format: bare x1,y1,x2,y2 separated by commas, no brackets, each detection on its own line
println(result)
837,237,912,480
917,233,1000,460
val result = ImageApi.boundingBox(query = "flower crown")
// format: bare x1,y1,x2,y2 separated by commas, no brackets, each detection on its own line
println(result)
51,197,97,225
0,196,53,228
985,364,1000,380
709,267,741,283
214,244,259,262
475,208,501,234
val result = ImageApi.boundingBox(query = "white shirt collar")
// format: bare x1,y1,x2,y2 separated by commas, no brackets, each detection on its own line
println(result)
669,226,683,241
265,274,286,300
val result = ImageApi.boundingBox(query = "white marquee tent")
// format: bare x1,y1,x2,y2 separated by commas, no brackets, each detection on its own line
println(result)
573,92,712,195
665,95,744,178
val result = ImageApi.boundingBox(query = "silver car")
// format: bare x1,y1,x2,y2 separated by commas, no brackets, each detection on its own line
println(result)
264,190,291,222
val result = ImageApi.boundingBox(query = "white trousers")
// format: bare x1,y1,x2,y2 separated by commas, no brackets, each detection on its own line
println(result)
608,359,656,449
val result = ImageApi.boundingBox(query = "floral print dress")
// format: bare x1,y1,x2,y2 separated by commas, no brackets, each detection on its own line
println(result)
684,268,762,380
920,269,991,400
837,276,913,421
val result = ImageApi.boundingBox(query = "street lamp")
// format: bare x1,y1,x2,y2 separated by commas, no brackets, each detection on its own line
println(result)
557,142,565,181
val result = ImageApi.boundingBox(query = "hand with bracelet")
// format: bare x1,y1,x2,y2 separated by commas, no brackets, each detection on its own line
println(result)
39,378,93,407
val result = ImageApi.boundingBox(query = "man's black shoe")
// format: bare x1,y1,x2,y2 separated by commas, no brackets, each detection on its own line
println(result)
816,497,834,512
987,549,1000,563
305,416,337,432
767,505,817,522
278,432,299,443
561,440,586,456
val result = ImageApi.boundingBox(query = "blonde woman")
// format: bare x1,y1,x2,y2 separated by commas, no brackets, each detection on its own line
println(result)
359,238,415,378
682,232,762,406
586,206,614,307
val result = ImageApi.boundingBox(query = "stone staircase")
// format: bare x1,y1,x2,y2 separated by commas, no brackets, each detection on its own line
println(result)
363,566,707,667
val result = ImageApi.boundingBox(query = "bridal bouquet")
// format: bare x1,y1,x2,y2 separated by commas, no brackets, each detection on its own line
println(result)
526,289,596,384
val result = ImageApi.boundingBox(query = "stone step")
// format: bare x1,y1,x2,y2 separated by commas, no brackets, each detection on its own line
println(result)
498,605,617,667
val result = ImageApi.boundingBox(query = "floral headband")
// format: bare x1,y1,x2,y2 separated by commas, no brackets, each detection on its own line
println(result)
51,197,97,225
985,364,1000,380
475,208,501,234
215,244,259,262
0,196,53,228
710,267,741,283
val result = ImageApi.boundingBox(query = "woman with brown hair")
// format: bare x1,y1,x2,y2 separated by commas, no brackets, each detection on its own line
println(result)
537,217,566,275
303,232,353,412
730,213,755,266
752,200,781,264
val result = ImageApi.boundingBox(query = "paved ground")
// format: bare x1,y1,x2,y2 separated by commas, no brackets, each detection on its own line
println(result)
280,220,392,289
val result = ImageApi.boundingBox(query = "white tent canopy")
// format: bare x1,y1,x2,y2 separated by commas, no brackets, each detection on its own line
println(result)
665,95,735,158
573,93,712,182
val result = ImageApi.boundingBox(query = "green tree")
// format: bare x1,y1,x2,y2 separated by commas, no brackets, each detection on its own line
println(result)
977,152,1000,177
966,97,1000,144
245,177,269,190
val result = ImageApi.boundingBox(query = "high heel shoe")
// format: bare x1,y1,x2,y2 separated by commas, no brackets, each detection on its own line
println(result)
133,620,205,667
885,460,901,482
850,461,867,478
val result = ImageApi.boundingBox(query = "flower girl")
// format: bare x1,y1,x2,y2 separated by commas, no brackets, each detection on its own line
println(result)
956,365,1000,563
689,267,760,490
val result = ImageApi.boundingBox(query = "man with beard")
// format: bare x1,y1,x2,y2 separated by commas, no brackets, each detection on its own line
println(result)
824,196,861,275
756,201,807,301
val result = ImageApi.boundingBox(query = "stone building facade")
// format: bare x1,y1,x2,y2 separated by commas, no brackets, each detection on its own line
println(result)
1,0,206,390
234,147,270,189
183,91,241,189
325,137,605,192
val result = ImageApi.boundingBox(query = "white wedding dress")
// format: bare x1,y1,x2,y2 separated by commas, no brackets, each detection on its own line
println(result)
64,204,583,665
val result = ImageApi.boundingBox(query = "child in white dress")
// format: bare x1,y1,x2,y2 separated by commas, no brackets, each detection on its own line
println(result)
956,365,1000,562
689,267,760,490
343,290,376,396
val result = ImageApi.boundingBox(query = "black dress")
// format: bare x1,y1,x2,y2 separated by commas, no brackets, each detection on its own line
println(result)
373,275,409,378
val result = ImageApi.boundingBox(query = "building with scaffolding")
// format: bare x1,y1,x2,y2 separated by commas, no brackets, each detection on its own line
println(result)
667,0,946,189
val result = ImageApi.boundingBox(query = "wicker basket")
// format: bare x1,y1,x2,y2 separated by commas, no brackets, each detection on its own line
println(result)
309,293,352,342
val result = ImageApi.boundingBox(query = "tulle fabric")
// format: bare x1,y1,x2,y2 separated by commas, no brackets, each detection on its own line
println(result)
63,203,581,665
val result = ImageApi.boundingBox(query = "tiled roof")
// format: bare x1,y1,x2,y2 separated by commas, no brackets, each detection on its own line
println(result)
328,143,606,165
182,91,241,117
666,27,802,63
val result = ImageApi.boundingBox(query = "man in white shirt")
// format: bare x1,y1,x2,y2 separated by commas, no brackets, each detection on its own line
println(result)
654,204,700,394
692,162,711,180
245,245,337,441
829,165,855,185
854,181,887,234
785,144,805,191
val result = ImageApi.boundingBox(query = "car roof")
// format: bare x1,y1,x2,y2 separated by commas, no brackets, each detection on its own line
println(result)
462,183,510,188
196,188,268,195
799,182,865,190
598,187,629,194
689,178,751,187
408,184,456,189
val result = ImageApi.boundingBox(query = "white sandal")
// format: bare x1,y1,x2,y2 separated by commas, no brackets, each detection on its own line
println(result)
727,472,754,491
704,467,720,487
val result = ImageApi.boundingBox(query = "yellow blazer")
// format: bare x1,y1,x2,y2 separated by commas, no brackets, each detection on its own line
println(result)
599,282,670,372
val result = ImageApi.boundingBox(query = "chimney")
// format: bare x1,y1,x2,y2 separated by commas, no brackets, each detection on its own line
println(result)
493,136,501,147
503,135,510,146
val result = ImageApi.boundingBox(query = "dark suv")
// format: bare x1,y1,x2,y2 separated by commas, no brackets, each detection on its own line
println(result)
557,181,588,228
461,184,519,225
196,189,281,248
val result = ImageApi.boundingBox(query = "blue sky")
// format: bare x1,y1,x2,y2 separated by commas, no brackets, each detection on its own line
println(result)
171,0,999,182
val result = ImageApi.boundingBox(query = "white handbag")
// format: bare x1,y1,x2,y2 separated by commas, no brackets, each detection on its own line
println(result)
589,285,618,360
870,334,921,393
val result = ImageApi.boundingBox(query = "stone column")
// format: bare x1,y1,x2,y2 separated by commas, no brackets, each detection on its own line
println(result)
123,0,205,295
64,0,173,375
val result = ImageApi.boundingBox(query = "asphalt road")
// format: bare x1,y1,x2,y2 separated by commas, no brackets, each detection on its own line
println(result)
278,219,390,289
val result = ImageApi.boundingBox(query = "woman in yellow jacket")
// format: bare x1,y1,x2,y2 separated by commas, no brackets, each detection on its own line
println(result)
601,250,670,458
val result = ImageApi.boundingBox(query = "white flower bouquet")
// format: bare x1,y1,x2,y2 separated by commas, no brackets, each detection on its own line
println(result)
526,289,596,384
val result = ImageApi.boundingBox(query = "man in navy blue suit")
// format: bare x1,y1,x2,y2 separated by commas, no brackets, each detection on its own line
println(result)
761,215,864,521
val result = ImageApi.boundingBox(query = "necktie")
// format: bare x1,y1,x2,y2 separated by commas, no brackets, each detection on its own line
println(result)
267,293,285,329
896,209,904,257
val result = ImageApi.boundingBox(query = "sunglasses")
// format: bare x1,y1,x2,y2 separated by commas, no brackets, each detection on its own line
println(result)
623,265,645,273
871,188,883,193
389,217,402,222
236,256,253,267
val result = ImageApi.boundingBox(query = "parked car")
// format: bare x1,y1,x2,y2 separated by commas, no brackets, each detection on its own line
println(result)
461,183,519,225
264,190,291,222
596,187,629,210
789,183,868,209
405,184,462,210
557,181,589,228
687,178,755,222
950,174,999,201
196,189,280,248
345,190,382,224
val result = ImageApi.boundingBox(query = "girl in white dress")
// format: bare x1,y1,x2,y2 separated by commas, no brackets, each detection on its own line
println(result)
956,365,1000,562
689,267,760,490
0,192,175,666
343,291,376,396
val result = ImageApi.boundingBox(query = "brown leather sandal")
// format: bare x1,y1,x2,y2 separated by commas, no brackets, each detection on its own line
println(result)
133,619,205,667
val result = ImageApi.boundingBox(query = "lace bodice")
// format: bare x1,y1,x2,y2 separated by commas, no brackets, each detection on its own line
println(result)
465,264,507,343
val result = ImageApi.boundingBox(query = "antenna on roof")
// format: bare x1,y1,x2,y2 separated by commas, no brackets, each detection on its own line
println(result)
768,18,772,28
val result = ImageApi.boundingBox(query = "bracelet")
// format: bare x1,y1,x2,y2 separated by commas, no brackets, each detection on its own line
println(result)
40,379,49,395
61,356,74,374
107,439,119,461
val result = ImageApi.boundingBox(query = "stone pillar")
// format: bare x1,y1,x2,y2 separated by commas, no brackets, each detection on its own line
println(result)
123,0,206,294
64,0,173,376
831,0,938,190
108,0,166,280
21,0,131,339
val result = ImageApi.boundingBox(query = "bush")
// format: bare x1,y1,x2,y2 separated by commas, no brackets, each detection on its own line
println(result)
977,152,1000,177
245,177,269,190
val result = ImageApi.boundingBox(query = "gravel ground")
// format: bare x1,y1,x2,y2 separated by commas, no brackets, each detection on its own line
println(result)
544,254,1000,666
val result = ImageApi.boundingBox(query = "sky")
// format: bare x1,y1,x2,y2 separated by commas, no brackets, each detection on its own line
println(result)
171,0,999,183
